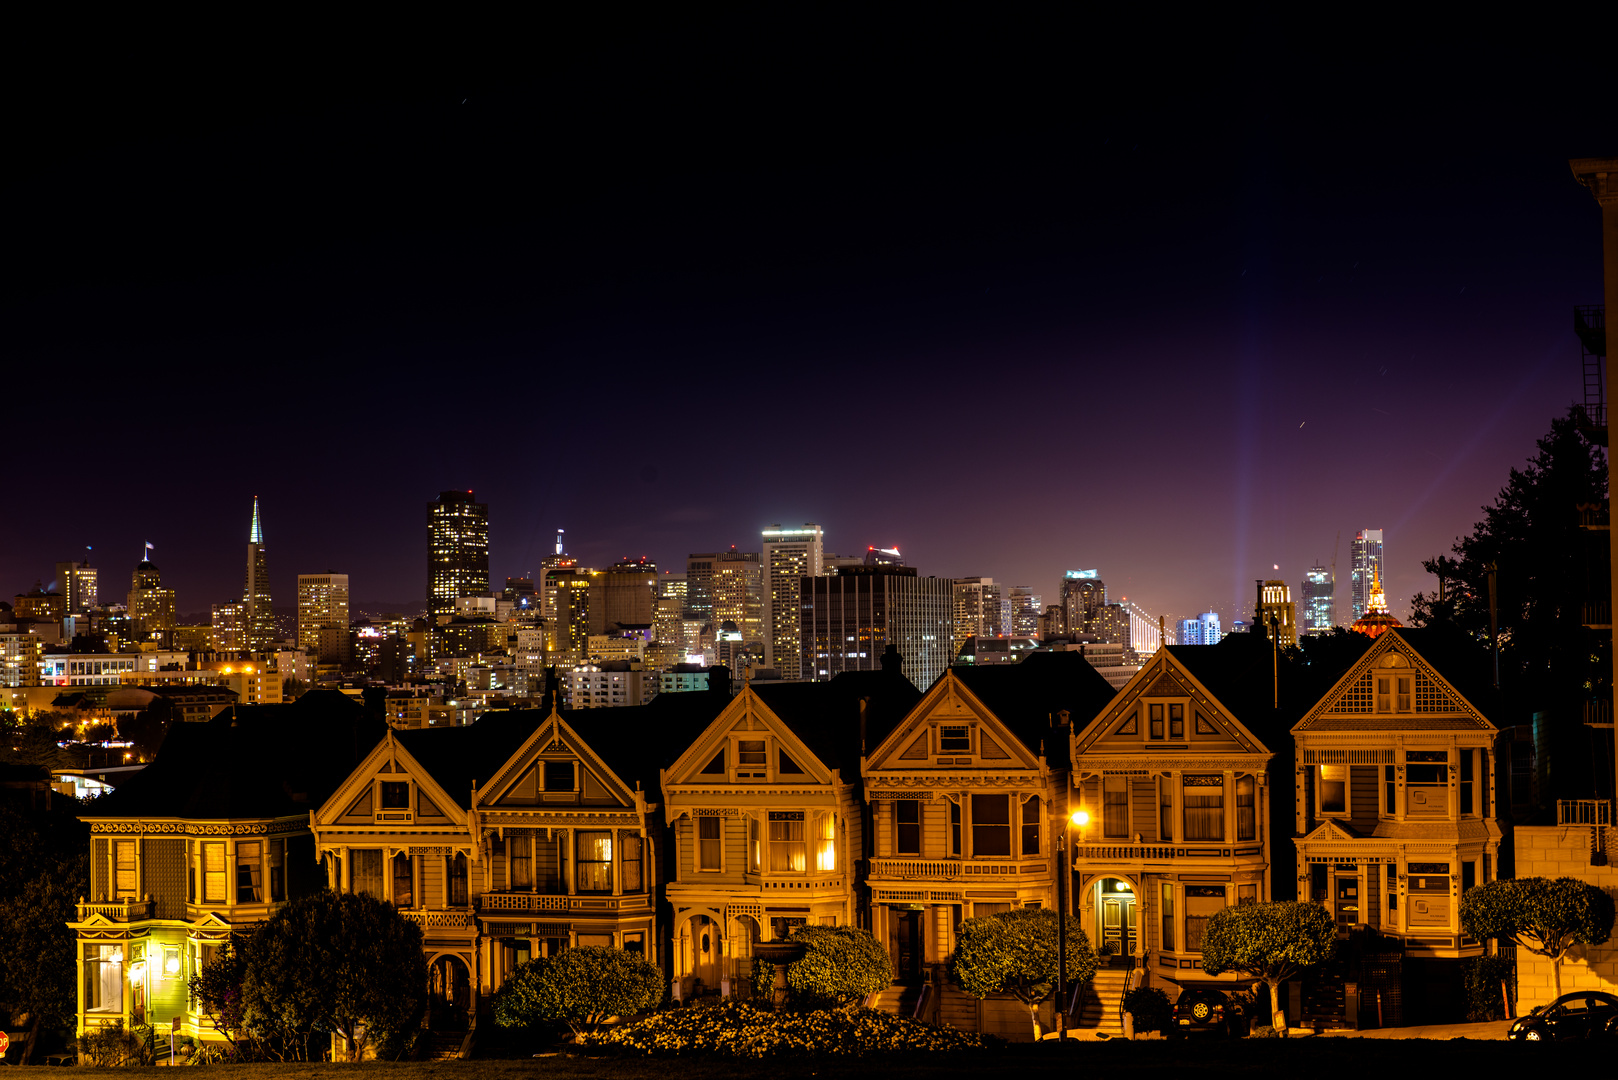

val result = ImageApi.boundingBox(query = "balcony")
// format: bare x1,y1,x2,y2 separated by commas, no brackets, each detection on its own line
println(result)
75,898,155,922
867,858,1048,880
1557,799,1612,826
476,892,651,914
399,908,476,931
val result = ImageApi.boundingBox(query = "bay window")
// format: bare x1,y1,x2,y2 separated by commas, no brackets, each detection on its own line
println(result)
621,834,643,892
1182,776,1224,842
1022,795,1041,854
202,842,227,903
896,801,921,855
698,816,721,870
816,814,836,871
576,831,612,893
351,849,383,897
769,811,806,872
114,840,137,899
971,794,1011,856
1236,775,1256,841
1103,777,1127,838
391,852,413,907
237,841,262,903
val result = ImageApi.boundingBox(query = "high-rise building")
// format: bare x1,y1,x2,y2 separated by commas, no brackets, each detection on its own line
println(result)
1301,563,1333,633
1178,612,1222,645
1007,586,1041,637
952,577,1002,658
1257,579,1298,647
297,573,351,664
55,555,98,615
210,601,246,652
1350,529,1384,622
127,547,177,635
544,565,594,661
590,557,658,635
242,498,276,650
1061,571,1105,636
800,563,954,690
691,549,763,648
762,524,824,679
427,490,490,618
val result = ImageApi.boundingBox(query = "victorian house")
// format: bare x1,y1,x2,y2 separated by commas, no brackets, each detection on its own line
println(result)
1069,640,1287,995
310,703,663,1031
1291,623,1504,1019
70,693,380,1044
659,670,914,999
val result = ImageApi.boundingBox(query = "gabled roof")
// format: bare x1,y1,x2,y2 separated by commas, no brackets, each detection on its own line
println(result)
475,706,641,811
866,670,1044,772
1298,818,1361,843
750,668,922,774
81,690,384,820
1294,626,1499,733
1074,646,1272,757
951,652,1118,755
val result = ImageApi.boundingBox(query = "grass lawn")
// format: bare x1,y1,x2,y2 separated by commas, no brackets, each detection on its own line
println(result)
6,1038,1607,1078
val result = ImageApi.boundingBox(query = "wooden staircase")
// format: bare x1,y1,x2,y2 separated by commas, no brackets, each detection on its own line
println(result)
1072,969,1129,1036
871,981,925,1018
422,1031,469,1061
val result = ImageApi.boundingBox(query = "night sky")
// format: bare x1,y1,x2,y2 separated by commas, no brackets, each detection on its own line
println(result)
5,12,1614,627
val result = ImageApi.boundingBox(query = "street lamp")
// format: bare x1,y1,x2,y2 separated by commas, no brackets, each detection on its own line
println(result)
1056,808,1088,1040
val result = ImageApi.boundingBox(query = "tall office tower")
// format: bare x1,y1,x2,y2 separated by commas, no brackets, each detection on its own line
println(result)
762,524,824,679
1178,612,1222,646
684,553,718,627
537,529,576,622
1060,571,1105,636
1350,529,1384,622
55,555,98,614
1257,579,1299,647
591,557,658,634
1097,603,1127,647
427,490,490,619
544,565,594,660
1007,586,1041,637
800,563,954,690
127,546,177,634
952,577,1002,658
241,498,277,649
692,549,763,648
297,573,351,664
211,601,246,652
649,574,689,669
1301,563,1334,634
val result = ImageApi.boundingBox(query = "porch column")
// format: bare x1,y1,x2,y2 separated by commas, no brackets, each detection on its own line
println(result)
1223,770,1235,845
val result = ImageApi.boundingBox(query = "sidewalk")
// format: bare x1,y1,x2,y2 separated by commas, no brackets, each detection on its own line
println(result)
1319,1020,1513,1040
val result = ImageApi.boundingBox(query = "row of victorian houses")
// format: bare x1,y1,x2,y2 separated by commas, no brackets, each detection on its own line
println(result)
69,621,1519,1042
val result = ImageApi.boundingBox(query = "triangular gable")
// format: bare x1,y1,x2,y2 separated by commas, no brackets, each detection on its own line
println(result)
314,731,468,827
1297,818,1359,844
865,670,1040,772
1074,651,1267,755
1295,630,1492,732
662,688,836,786
477,705,639,810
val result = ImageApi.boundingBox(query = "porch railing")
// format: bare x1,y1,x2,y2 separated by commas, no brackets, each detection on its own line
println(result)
1557,800,1612,826
75,898,155,922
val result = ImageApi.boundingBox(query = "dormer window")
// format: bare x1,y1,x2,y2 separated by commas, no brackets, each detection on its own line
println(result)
544,761,575,792
1149,705,1164,739
738,740,767,778
380,782,410,809
1169,705,1184,739
939,725,970,752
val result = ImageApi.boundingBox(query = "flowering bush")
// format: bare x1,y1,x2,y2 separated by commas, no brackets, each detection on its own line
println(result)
581,1001,987,1058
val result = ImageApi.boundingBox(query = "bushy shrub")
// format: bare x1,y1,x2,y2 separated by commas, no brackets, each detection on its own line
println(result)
494,946,663,1037
751,958,776,1007
1462,953,1514,1022
1247,1024,1281,1039
786,926,891,1008
1121,986,1171,1034
79,1022,137,1067
582,1001,987,1058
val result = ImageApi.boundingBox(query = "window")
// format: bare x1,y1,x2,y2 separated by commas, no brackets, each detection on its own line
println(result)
1406,751,1448,816
1184,885,1227,951
188,862,196,904
1169,704,1184,739
84,943,122,1012
544,761,576,791
1160,884,1175,951
974,902,1011,917
623,932,645,953
621,835,643,892
698,817,721,870
1159,776,1173,842
949,798,962,856
237,842,262,903
895,801,921,855
1376,677,1392,712
738,740,766,766
114,840,137,899
971,794,1011,856
268,840,285,902
1022,795,1041,854
1183,776,1224,842
352,849,383,896
769,811,806,872
1149,704,1164,739
391,852,413,907
770,915,806,939
1459,751,1474,814
1397,676,1411,711
1103,777,1127,838
1387,862,1397,911
577,832,612,892
202,842,227,903
1238,884,1257,905
1385,765,1396,814
1235,775,1256,841
1462,861,1476,894
939,725,970,752
1319,765,1347,814
509,833,533,889
380,781,410,809
449,853,469,905
816,813,836,871
749,817,762,871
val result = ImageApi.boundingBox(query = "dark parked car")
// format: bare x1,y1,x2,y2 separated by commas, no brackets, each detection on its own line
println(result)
1171,988,1229,1037
1507,991,1618,1041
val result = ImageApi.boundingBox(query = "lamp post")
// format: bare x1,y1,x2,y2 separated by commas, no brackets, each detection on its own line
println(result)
1056,807,1088,1041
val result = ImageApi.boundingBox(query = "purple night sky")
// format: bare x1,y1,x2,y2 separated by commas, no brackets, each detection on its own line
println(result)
4,13,1612,627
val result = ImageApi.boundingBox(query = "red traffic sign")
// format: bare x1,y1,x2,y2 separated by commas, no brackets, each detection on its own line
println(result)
0,1031,9,1055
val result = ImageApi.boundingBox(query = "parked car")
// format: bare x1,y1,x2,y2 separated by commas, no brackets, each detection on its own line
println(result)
1171,988,1229,1037
1507,991,1618,1041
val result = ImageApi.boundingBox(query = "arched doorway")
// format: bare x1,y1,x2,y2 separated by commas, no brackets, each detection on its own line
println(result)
429,955,471,1030
1082,876,1137,961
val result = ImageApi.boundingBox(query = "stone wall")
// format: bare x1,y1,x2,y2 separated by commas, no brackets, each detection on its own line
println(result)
1510,825,1618,1009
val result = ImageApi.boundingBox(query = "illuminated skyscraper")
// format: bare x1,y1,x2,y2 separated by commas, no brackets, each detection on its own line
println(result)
1301,563,1333,633
592,557,658,634
297,573,351,664
1178,612,1222,645
1061,571,1105,635
427,490,490,618
1257,579,1298,647
952,577,1002,657
128,546,177,635
55,555,98,614
1007,586,1041,637
762,524,823,679
1350,529,1384,622
800,562,953,689
242,498,277,649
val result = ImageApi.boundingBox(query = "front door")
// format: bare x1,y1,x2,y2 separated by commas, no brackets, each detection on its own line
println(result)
429,955,471,1030
1334,874,1361,925
889,908,923,981
1101,896,1137,956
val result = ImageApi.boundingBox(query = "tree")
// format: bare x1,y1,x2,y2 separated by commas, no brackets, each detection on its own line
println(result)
240,891,426,1062
1199,901,1336,1035
0,798,88,1063
948,907,1096,1040
189,937,256,1056
785,925,892,1008
492,947,662,1039
1460,877,1616,998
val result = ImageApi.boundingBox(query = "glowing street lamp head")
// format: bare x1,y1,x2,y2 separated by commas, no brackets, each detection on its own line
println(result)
1071,810,1089,828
